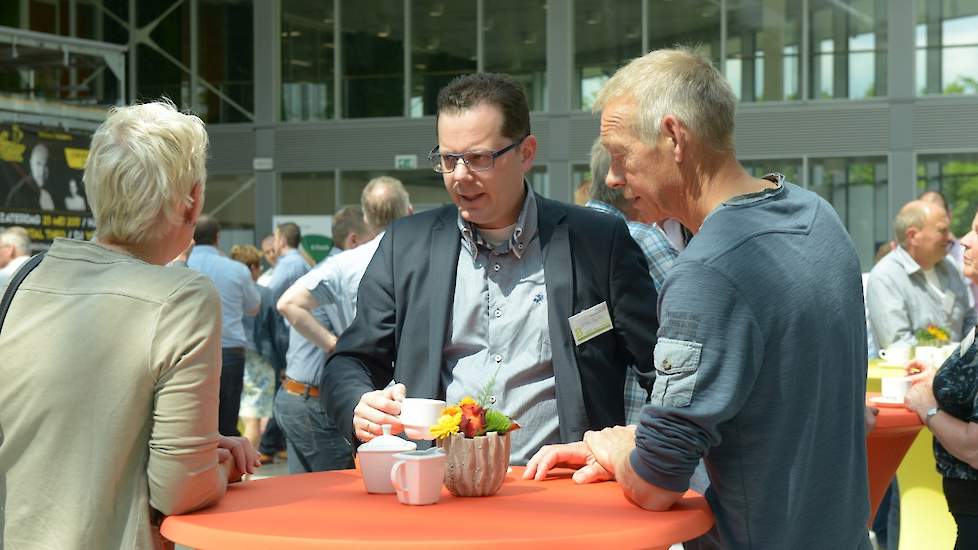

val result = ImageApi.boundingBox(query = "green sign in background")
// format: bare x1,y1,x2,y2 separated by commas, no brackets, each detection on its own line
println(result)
302,234,334,264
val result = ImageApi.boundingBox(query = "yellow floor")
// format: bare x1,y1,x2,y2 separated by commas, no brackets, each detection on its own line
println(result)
868,364,957,549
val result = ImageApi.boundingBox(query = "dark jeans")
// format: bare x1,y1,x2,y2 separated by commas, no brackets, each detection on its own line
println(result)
218,347,246,437
872,479,900,550
274,388,354,473
258,370,286,455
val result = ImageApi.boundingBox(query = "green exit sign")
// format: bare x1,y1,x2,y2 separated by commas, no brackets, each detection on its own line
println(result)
394,154,418,170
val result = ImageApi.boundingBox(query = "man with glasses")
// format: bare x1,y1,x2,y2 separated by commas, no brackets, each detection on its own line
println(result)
320,73,659,465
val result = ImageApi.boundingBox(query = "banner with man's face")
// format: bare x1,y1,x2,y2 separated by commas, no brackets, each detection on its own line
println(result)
0,123,95,247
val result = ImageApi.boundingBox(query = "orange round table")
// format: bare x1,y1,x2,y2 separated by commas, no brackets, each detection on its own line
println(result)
865,392,924,524
161,467,713,549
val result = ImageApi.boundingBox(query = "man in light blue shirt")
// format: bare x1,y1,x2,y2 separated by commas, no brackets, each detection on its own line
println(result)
275,181,412,473
188,216,260,436
868,200,976,348
266,222,310,306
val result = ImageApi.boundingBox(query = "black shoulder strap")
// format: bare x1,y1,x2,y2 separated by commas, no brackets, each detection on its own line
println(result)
0,252,45,335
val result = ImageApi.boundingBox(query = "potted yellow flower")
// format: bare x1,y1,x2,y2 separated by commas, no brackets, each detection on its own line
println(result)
430,382,519,497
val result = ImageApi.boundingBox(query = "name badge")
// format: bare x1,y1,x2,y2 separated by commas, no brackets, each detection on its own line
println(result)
568,301,614,346
961,327,976,355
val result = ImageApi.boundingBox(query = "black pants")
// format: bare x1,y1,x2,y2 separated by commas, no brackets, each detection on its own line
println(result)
218,347,246,436
945,477,978,550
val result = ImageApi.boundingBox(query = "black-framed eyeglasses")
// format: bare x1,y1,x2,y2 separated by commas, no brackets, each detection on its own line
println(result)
428,135,528,174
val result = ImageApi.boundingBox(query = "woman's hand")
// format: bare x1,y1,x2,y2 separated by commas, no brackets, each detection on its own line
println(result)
217,435,260,482
905,359,936,382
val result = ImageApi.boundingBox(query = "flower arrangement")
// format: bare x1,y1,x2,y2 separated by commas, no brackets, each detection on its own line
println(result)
916,324,950,346
430,371,520,440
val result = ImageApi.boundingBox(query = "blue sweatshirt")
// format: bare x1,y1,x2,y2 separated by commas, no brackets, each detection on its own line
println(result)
633,179,871,549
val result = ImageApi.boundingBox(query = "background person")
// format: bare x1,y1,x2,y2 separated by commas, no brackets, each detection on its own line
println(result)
230,244,283,451
867,200,975,349
188,215,261,436
905,207,978,550
0,100,257,550
0,225,32,287
275,180,408,473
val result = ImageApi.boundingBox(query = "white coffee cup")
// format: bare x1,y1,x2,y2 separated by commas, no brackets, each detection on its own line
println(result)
399,398,446,440
878,345,912,364
915,345,944,367
881,376,912,401
390,448,447,505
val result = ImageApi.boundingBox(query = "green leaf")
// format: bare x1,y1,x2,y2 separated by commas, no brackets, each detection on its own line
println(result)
484,409,513,434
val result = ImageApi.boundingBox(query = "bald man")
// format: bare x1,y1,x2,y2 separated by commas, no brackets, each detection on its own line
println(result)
867,200,977,348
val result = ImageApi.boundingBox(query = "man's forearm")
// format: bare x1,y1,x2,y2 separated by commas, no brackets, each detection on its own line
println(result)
281,304,338,352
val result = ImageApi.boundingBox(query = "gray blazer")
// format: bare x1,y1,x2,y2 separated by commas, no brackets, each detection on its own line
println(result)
320,194,659,445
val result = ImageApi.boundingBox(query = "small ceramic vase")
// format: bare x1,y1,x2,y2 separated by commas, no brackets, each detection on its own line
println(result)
440,431,510,497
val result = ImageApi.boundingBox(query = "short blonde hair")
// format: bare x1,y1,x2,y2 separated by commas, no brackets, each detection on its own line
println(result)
594,47,736,152
361,176,411,230
229,244,262,269
84,99,208,244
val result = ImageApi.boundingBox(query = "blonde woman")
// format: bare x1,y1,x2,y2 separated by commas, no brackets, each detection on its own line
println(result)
0,100,258,550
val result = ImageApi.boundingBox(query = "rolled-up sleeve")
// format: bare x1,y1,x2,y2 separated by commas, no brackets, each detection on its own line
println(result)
630,261,765,492
147,276,227,515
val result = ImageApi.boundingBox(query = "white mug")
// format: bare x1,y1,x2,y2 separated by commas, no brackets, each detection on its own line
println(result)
399,398,446,440
915,346,944,367
390,448,447,505
878,346,912,364
881,376,912,401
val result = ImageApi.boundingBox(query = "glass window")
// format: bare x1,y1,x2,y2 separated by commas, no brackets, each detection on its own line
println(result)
809,157,888,271
484,0,547,111
205,174,256,246
809,0,887,99
280,172,338,215
575,0,642,110
741,159,803,184
197,0,254,123
917,153,978,238
726,0,802,102
133,2,191,108
339,170,447,213
647,1,722,68
409,1,477,117
916,0,978,95
341,0,404,118
282,1,335,121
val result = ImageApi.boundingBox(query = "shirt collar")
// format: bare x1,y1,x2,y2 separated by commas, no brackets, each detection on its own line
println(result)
457,183,538,259
585,199,626,220
193,244,220,255
892,245,926,275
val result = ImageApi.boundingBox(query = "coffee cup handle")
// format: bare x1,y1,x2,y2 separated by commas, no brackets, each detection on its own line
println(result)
391,460,408,496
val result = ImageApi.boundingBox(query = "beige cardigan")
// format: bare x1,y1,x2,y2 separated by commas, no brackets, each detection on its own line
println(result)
0,239,227,549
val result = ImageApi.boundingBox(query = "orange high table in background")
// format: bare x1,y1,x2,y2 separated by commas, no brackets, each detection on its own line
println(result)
161,467,714,550
865,392,924,523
